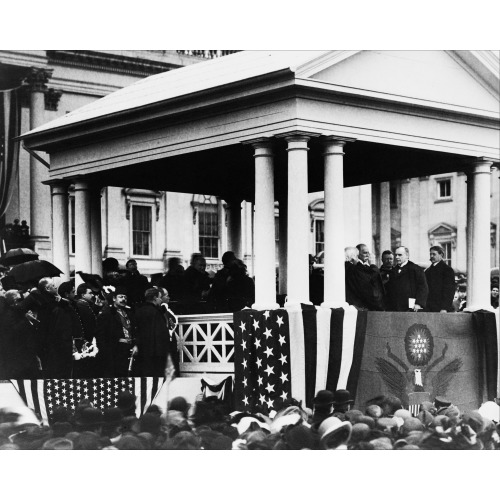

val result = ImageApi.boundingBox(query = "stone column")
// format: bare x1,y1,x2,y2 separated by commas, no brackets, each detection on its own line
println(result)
278,195,287,296
225,198,242,258
249,140,278,310
466,159,494,310
27,67,53,259
322,137,355,308
50,182,70,279
400,179,411,250
74,180,92,286
379,181,391,254
466,171,475,303
281,133,313,309
90,186,103,277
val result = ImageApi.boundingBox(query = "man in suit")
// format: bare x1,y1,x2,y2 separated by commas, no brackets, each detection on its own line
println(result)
134,287,176,377
424,246,456,312
356,243,385,310
386,246,428,312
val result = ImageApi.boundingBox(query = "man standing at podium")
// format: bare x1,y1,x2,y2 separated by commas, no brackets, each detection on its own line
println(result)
425,246,456,312
386,246,428,312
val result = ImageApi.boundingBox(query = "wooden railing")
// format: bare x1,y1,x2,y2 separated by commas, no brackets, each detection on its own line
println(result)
175,313,235,376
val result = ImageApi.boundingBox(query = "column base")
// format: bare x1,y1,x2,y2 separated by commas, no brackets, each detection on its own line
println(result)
30,235,52,261
463,304,496,313
252,301,280,311
321,300,350,309
284,300,312,311
103,245,126,261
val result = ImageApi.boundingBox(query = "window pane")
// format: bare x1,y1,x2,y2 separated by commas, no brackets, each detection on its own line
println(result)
132,206,151,256
315,219,325,256
439,180,451,198
199,203,219,259
443,242,452,266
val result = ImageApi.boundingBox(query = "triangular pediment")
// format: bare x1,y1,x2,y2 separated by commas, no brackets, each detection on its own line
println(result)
302,50,499,113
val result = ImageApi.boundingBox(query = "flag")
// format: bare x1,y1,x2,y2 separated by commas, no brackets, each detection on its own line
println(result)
233,305,367,412
10,377,165,425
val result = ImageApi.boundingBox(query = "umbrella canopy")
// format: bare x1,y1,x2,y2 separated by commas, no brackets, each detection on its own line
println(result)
1,248,39,266
7,260,62,285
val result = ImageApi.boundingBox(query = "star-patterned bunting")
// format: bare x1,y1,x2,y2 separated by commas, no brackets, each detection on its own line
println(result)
233,309,291,412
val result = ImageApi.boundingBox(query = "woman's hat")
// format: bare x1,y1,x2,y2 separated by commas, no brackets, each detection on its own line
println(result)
318,416,352,449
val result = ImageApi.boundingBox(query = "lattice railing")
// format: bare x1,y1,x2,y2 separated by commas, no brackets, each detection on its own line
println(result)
175,313,235,375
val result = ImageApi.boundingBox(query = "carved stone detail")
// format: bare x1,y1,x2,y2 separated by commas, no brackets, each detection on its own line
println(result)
45,88,63,111
24,67,53,92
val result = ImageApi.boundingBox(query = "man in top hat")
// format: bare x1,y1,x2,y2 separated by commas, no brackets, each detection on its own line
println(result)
134,287,176,377
425,246,456,312
96,286,137,377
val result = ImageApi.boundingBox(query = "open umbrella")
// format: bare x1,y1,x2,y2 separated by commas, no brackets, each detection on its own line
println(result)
7,260,62,285
1,248,39,266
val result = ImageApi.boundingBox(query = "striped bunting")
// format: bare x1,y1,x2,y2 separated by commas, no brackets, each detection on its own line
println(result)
233,305,367,411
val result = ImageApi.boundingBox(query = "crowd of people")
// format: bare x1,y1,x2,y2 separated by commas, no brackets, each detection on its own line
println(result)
0,388,498,450
309,243,499,312
0,250,257,380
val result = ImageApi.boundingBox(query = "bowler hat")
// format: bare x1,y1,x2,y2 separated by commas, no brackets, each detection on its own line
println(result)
333,389,354,405
318,416,352,449
284,424,316,450
313,390,335,406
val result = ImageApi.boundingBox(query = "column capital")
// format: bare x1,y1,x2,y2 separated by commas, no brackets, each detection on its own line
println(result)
73,179,91,191
24,67,53,93
243,138,275,157
49,183,70,196
275,131,320,142
45,88,63,111
223,197,243,209
323,136,356,155
462,157,495,175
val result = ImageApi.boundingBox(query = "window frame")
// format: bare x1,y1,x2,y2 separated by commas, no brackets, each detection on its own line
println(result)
435,177,452,202
130,203,153,257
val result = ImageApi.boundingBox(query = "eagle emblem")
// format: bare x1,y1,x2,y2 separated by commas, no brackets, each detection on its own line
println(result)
375,323,462,407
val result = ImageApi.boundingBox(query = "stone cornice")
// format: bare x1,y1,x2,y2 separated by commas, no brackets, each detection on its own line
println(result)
46,50,181,77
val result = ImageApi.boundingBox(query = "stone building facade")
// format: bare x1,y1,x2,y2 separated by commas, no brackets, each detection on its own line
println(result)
1,50,498,280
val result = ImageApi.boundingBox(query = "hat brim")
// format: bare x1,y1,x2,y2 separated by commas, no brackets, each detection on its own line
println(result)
320,422,352,448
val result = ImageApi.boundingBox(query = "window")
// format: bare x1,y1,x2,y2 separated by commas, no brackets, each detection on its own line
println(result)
315,219,324,256
428,223,457,269
132,205,151,256
199,201,219,259
441,242,452,267
436,179,452,200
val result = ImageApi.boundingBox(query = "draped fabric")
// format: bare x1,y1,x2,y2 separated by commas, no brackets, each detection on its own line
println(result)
0,88,21,219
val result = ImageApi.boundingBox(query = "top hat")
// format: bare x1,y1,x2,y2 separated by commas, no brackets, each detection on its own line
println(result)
313,390,335,406
333,389,354,406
